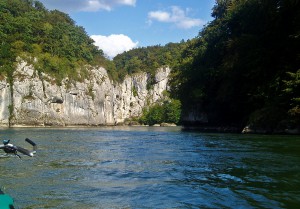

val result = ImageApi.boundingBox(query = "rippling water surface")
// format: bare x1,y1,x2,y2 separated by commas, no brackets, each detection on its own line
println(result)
1,127,300,209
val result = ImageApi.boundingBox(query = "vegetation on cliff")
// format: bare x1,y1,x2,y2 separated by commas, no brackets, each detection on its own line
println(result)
139,98,181,126
1,0,299,130
116,0,300,130
0,0,181,126
0,0,117,83
113,42,186,82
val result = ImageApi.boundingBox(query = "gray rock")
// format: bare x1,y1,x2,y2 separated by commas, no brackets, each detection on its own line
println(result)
0,60,170,127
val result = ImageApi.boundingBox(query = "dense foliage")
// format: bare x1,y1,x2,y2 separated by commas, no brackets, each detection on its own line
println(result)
113,42,186,82
171,0,300,130
0,0,116,83
139,99,181,126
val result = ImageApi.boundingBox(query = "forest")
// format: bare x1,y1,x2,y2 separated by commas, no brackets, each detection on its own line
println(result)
115,0,300,131
172,0,300,131
0,0,116,83
0,0,299,131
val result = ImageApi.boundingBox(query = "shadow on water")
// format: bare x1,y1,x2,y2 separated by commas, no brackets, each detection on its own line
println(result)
0,127,300,208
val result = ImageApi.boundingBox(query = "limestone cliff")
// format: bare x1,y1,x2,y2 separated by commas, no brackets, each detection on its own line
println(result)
0,60,170,127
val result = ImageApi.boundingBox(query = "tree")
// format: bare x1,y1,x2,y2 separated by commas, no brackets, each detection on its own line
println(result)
163,99,181,124
283,70,300,127
139,104,164,125
113,42,187,82
172,0,300,129
139,99,182,125
0,0,112,83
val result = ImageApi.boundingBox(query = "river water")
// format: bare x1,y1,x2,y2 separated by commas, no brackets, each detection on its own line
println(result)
0,127,299,209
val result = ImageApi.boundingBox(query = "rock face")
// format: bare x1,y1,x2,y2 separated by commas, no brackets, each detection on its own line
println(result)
0,60,170,127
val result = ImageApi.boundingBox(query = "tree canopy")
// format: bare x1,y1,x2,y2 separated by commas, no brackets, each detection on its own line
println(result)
170,0,300,130
0,0,116,83
139,99,182,126
113,42,187,81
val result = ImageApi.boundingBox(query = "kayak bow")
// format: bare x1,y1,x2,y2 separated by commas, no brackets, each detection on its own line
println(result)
0,189,14,209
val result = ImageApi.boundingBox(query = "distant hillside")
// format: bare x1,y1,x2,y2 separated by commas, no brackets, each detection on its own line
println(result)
113,42,187,82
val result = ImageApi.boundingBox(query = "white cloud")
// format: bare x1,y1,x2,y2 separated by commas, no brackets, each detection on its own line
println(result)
148,11,171,22
148,6,204,29
91,34,138,59
39,0,136,12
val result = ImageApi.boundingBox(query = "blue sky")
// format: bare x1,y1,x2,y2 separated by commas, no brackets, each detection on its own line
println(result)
39,0,215,58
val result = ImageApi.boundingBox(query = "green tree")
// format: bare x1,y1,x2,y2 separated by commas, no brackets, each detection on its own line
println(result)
139,99,182,125
140,104,164,125
163,99,181,124
283,70,300,126
0,0,111,84
113,42,187,82
172,0,300,129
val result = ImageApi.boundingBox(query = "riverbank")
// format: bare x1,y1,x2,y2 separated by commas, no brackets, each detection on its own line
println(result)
0,122,178,129
182,125,300,135
2,123,299,135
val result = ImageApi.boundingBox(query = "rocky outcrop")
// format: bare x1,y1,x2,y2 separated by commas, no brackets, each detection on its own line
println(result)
181,104,208,125
0,60,170,127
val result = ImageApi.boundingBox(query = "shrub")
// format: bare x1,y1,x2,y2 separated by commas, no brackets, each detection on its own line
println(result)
139,99,181,125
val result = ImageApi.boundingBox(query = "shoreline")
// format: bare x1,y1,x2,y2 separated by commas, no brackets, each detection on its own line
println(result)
0,123,178,129
1,124,299,135
182,125,300,135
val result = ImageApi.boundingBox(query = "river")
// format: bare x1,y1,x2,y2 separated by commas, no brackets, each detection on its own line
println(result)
0,127,300,208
